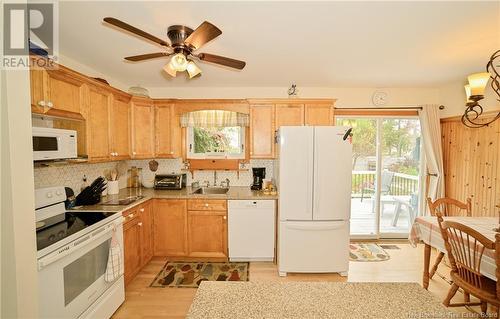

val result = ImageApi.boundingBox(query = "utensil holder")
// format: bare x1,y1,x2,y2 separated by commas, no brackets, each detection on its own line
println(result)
108,180,119,195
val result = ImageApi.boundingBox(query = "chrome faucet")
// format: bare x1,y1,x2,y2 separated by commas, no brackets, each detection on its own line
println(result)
221,178,230,188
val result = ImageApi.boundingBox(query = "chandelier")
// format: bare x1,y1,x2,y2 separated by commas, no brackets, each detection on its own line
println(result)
461,50,500,128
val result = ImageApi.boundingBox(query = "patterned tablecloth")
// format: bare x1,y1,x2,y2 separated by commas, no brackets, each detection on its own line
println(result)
410,216,498,280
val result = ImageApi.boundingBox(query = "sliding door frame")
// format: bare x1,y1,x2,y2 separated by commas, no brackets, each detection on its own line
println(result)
335,109,425,240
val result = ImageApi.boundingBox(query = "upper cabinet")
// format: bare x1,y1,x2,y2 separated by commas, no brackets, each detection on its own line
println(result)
86,85,112,162
30,62,86,120
275,103,305,128
154,100,181,158
305,103,334,126
131,97,155,159
110,93,131,160
250,104,275,159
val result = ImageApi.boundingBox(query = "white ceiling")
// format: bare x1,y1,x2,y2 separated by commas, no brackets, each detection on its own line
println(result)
59,1,500,88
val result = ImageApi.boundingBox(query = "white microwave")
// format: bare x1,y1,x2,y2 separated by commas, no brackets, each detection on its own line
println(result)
32,127,78,161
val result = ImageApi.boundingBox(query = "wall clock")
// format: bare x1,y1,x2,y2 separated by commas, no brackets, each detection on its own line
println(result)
372,91,388,106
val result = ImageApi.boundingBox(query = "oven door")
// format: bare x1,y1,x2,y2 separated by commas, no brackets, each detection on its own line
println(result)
37,220,123,319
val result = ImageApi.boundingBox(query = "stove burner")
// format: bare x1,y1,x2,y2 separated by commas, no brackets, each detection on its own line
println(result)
36,211,116,251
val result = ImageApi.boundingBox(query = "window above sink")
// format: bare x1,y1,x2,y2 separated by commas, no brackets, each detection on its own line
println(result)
182,110,249,160
187,126,245,159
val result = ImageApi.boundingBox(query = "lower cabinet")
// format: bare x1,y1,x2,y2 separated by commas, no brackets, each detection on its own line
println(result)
188,210,228,258
123,198,231,284
153,199,228,259
122,200,153,285
123,213,142,285
153,199,188,256
140,201,153,267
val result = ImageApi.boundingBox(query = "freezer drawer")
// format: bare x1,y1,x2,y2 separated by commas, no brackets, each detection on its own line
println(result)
228,200,276,261
278,220,349,274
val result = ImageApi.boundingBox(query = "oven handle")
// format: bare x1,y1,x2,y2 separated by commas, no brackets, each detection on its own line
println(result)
38,218,122,271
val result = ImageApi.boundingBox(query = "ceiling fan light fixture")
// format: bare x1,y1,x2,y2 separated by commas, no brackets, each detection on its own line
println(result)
170,53,188,71
186,60,202,78
163,61,177,77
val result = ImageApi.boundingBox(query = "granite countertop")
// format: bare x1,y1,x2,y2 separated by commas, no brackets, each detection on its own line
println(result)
187,282,457,319
71,187,277,213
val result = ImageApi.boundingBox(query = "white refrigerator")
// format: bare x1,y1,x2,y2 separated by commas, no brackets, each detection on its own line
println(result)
277,126,352,277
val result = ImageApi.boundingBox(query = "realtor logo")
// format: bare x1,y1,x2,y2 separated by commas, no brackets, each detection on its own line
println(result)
3,2,58,69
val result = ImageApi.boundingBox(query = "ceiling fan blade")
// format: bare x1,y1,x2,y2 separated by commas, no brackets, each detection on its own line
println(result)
103,17,170,47
184,21,222,50
124,52,171,62
197,53,246,70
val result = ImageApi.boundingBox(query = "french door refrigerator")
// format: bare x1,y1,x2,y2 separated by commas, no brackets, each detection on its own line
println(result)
277,126,352,276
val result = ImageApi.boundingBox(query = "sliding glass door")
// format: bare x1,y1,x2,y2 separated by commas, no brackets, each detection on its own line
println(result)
337,116,423,239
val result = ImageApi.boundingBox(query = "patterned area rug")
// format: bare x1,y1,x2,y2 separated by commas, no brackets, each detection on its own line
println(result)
150,262,249,288
349,243,390,262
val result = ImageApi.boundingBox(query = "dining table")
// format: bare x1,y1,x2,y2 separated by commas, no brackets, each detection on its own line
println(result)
409,215,498,289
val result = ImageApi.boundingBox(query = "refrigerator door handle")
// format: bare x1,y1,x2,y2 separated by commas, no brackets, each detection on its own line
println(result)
286,221,346,231
313,128,319,217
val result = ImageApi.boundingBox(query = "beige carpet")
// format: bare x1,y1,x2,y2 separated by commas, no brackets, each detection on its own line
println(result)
187,282,455,319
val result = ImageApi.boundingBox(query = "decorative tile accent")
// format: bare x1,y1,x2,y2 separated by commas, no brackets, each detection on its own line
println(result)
34,159,276,193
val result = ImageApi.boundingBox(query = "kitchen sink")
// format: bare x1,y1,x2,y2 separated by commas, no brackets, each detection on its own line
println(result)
100,195,144,205
191,187,229,195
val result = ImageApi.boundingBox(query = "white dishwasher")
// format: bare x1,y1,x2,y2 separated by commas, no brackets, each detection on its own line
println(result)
228,200,276,261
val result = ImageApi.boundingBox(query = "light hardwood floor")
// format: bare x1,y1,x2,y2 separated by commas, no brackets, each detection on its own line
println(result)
113,243,481,318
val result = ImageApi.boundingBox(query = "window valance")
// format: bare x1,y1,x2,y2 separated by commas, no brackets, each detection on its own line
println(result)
180,110,249,127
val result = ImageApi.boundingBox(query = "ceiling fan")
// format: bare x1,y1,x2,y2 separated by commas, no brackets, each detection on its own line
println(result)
103,17,246,78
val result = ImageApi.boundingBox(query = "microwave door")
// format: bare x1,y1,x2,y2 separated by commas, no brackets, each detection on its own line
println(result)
33,135,61,160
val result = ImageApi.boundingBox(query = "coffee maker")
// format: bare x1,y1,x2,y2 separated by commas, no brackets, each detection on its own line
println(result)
251,167,266,190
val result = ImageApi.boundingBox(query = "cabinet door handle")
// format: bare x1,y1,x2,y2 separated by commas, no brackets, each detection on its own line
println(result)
204,203,209,207
138,222,143,227
38,101,46,107
223,216,227,220
46,101,53,108
140,208,144,212
129,214,134,219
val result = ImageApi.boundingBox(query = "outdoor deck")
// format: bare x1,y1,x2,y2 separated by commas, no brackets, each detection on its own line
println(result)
350,197,414,236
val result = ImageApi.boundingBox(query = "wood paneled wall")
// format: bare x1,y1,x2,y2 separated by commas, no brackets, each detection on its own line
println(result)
441,115,500,216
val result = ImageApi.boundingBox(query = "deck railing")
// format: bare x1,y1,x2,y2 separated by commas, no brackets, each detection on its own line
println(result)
351,171,419,197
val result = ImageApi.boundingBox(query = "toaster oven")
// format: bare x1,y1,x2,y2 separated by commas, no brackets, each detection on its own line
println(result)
154,174,187,190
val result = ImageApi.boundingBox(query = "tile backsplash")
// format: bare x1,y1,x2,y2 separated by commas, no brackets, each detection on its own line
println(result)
34,159,275,193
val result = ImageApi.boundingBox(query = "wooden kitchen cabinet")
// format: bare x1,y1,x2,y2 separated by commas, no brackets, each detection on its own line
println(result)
29,62,86,119
154,101,180,158
110,93,131,160
29,64,86,120
153,199,188,257
139,201,153,267
131,97,155,159
187,199,227,211
250,104,275,158
86,85,112,162
305,104,334,126
30,67,46,114
123,211,142,285
275,103,305,128
187,210,228,258
122,200,154,285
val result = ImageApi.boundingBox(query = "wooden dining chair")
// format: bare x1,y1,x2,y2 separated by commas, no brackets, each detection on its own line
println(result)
436,213,500,315
426,197,472,279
